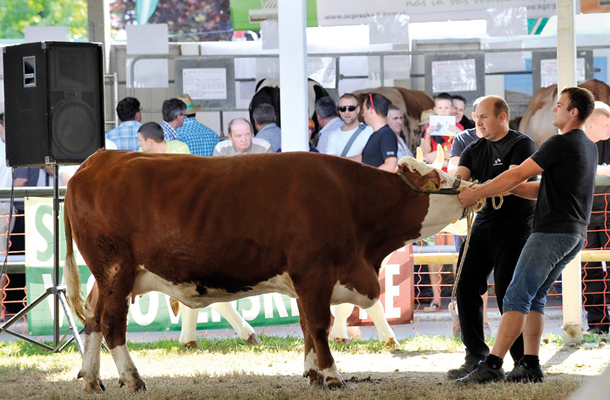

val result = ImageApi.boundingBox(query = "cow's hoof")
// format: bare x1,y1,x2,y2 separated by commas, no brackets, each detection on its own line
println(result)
82,379,105,392
119,378,147,393
183,340,199,349
245,333,261,345
384,338,400,347
305,369,321,384
325,377,346,390
332,338,350,345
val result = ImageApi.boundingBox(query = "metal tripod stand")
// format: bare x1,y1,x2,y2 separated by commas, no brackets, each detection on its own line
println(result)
0,165,83,354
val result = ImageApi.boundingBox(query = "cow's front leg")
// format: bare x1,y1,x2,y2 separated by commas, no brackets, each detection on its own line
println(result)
78,330,105,392
297,296,345,389
298,299,320,384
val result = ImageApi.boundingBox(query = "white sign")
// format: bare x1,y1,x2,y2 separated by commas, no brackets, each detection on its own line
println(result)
541,58,586,88
315,0,559,25
429,115,457,137
432,59,477,93
183,68,228,100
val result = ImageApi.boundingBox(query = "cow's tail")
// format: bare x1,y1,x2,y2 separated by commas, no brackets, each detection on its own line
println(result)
64,205,87,323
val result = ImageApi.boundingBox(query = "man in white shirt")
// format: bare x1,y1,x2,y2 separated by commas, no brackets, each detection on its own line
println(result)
315,97,344,154
325,93,373,162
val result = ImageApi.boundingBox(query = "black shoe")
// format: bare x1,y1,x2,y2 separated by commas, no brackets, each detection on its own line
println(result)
447,363,477,380
587,326,609,335
455,361,506,384
507,361,544,383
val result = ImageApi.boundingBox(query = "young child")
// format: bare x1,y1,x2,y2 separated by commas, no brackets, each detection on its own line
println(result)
421,92,464,171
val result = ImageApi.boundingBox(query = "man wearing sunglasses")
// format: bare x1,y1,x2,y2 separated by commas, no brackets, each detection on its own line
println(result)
325,93,373,161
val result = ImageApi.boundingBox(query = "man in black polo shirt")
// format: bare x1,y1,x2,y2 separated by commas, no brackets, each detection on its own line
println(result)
361,93,398,172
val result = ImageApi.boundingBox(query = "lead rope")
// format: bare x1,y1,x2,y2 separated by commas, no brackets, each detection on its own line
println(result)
448,182,501,332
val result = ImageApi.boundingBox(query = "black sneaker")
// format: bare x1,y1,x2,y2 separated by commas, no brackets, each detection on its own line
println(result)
587,326,609,335
507,361,544,383
455,361,506,384
447,363,477,380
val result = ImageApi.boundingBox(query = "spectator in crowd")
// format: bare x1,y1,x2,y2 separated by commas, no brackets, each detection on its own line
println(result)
315,97,344,154
447,95,536,380
453,94,475,129
138,122,190,154
582,101,610,334
175,94,219,157
361,93,397,172
325,93,373,161
213,118,273,156
457,87,597,384
106,97,142,151
253,103,282,152
421,92,463,170
161,98,187,141
387,104,413,159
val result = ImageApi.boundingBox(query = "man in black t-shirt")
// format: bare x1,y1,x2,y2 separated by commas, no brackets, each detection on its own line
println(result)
582,102,610,334
447,96,536,381
360,93,398,172
457,87,597,384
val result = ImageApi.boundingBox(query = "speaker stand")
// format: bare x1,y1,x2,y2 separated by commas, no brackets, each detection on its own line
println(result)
0,165,84,355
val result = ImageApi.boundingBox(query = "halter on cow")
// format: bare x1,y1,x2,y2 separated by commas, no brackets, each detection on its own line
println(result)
64,150,475,392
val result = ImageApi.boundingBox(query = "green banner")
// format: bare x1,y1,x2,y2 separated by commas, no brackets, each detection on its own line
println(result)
230,0,318,31
25,198,299,336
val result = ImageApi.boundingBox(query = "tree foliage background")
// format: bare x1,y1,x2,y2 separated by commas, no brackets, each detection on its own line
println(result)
110,0,233,42
0,0,88,39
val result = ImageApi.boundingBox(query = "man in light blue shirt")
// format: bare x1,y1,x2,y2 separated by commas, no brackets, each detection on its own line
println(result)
105,97,142,151
253,103,281,152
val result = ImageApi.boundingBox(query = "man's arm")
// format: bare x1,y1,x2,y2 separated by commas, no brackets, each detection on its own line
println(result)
455,165,471,181
458,158,543,206
509,181,540,200
378,157,398,172
347,154,362,162
447,156,460,176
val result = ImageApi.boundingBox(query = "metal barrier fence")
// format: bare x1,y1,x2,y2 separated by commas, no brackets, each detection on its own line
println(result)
1,185,610,340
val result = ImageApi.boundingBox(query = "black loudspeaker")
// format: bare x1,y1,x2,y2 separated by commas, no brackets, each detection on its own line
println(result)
3,42,105,167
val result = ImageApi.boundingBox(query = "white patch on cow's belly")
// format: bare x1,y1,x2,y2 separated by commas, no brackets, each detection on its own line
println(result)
131,268,297,309
330,281,376,309
409,193,465,244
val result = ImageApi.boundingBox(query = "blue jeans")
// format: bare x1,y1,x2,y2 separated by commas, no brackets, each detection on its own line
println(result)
503,232,586,314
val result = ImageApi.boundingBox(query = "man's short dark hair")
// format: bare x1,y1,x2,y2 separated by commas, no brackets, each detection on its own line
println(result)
315,97,337,119
339,93,359,104
562,87,595,123
252,103,276,125
162,98,187,122
365,93,390,117
138,122,164,143
452,94,467,104
116,97,141,122
0,112,4,127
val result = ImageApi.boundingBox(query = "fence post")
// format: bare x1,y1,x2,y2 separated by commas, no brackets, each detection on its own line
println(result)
561,254,583,345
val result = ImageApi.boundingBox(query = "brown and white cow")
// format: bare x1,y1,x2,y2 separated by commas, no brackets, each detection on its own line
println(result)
64,150,476,392
519,78,610,147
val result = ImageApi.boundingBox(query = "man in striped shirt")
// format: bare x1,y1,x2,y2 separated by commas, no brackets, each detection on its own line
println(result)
176,94,220,156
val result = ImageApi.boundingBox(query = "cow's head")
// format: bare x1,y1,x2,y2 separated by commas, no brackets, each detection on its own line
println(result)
396,156,474,195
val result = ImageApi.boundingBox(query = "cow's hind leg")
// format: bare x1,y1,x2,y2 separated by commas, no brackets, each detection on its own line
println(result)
77,283,105,392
